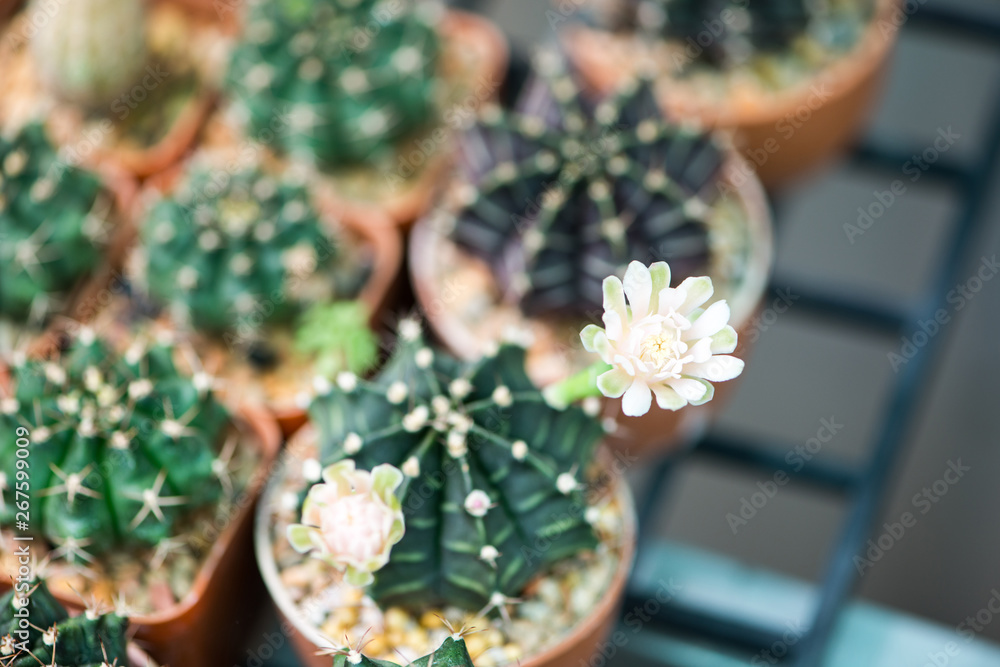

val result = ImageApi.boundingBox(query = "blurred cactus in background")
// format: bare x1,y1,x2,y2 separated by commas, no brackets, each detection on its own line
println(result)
226,0,441,167
447,53,724,318
139,160,342,337
29,0,149,108
0,122,110,323
0,329,230,559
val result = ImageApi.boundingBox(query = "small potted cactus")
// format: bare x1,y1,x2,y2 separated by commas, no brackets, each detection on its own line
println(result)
128,146,402,435
0,327,281,667
219,0,508,226
256,316,639,667
327,634,477,667
0,122,135,346
409,52,772,456
563,0,902,186
0,0,227,179
0,577,160,666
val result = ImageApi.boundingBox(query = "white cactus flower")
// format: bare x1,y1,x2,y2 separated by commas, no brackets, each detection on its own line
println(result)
583,261,744,417
287,460,405,588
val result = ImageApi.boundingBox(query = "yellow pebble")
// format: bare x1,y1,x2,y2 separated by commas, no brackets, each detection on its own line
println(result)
463,616,490,634
464,634,488,658
386,630,405,647
504,644,523,662
404,629,429,652
420,611,444,629
483,629,504,647
385,607,410,631
364,635,387,656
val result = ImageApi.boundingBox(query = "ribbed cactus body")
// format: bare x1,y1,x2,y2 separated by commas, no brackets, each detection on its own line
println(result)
141,161,340,336
307,322,603,611
29,0,148,107
1,579,128,667
226,0,441,167
0,330,229,558
448,55,723,318
0,123,110,322
332,636,475,667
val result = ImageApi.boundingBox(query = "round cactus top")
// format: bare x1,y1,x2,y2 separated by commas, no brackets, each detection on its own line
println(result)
0,327,231,558
443,52,724,318
226,0,442,167
138,157,342,337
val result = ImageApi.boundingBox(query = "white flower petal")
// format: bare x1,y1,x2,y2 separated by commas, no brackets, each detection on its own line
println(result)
677,276,714,314
686,301,731,340
687,337,714,364
597,368,633,398
580,324,603,352
602,309,624,343
603,275,628,326
651,383,687,411
648,262,672,313
667,377,710,402
623,261,653,320
710,325,739,354
689,379,715,406
684,356,745,382
621,379,652,417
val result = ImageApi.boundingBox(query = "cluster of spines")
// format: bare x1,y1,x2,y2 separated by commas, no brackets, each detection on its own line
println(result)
226,0,441,167
139,159,340,336
302,319,604,612
0,328,231,561
0,122,111,322
446,52,723,317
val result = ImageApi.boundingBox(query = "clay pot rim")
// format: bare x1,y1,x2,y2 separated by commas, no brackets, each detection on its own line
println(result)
0,402,282,625
309,8,509,228
565,0,901,129
408,150,773,363
255,424,638,667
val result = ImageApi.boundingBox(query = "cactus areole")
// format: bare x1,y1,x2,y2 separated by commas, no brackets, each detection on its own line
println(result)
303,320,605,611
0,329,230,559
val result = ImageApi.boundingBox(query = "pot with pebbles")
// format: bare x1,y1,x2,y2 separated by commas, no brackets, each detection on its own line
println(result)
563,0,901,187
222,0,508,227
0,122,136,352
0,327,281,667
257,317,639,667
1,577,160,667
126,145,402,436
0,0,227,180
410,52,772,458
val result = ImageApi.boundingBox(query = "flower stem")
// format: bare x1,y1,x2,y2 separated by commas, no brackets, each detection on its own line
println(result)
543,361,612,409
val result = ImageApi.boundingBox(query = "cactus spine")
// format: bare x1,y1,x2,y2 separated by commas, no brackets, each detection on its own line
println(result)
330,636,475,667
306,320,604,611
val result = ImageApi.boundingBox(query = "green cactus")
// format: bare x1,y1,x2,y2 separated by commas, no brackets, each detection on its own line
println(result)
28,0,148,108
330,636,475,667
226,0,441,168
140,159,343,337
0,579,128,667
447,53,722,318
306,319,604,612
0,328,230,560
0,122,111,323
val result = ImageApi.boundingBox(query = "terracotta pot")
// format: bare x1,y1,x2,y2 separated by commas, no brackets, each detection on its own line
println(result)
0,1,223,181
410,154,773,459
0,404,282,667
564,0,901,188
137,151,403,438
255,428,638,667
296,9,509,229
